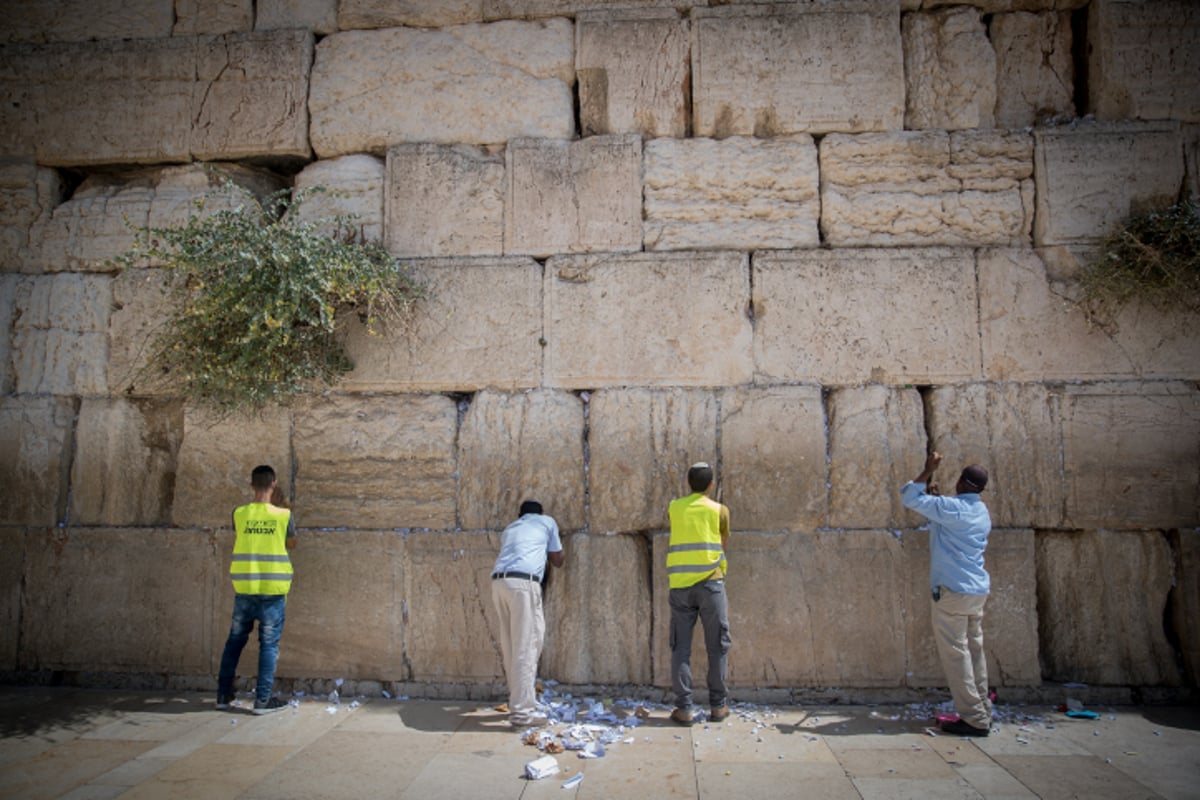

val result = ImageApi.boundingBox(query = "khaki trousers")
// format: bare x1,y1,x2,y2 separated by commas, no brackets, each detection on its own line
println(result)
932,586,991,730
491,577,545,725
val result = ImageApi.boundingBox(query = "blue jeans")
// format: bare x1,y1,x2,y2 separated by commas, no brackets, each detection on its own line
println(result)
218,593,286,705
669,578,731,710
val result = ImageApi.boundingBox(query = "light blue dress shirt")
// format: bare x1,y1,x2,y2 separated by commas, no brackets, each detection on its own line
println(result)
900,482,992,595
491,513,562,580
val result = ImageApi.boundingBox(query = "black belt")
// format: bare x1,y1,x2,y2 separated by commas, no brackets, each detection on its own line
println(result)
492,571,538,581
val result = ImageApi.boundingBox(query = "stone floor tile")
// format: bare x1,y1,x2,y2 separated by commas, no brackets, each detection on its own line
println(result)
928,737,995,766
690,717,838,764
216,699,353,748
974,724,1092,757
114,742,294,800
53,785,125,800
852,776,986,799
835,746,961,780
90,755,174,786
953,764,1039,798
83,709,213,742
0,739,156,800
397,751,530,799
990,754,1164,799
135,715,243,760
696,761,859,799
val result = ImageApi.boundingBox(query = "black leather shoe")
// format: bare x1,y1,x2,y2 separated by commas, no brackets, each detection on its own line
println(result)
941,718,989,737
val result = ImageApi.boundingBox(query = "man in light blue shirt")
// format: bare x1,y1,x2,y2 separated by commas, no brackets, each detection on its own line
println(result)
901,452,993,737
490,500,564,728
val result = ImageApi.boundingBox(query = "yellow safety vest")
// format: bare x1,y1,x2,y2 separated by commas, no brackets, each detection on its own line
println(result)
667,493,727,589
230,503,293,595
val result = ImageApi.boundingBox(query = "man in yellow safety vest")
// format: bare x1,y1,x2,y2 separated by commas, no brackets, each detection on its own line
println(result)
666,462,731,726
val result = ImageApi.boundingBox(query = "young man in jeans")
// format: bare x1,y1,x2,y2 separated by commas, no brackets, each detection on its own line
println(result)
216,464,297,714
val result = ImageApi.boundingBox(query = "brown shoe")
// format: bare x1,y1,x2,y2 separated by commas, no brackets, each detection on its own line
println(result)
710,704,730,722
670,707,695,726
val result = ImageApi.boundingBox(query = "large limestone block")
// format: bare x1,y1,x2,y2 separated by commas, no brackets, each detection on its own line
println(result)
691,2,904,136
643,136,820,251
992,11,1075,128
0,529,22,670
0,31,313,165
1038,530,1180,686
719,386,828,532
257,0,337,34
293,395,457,531
903,7,996,130
1173,530,1200,684
505,135,642,257
544,251,753,388
926,383,1066,530
0,397,74,526
753,249,980,384
1187,124,1200,200
405,532,503,682
0,275,11,393
458,390,586,532
979,247,1200,381
11,273,111,396
652,531,906,689
0,159,62,273
1033,122,1184,246
108,268,175,398
1089,0,1200,122
292,155,385,244
1062,382,1200,530
589,388,719,534
338,257,542,392
828,385,926,530
543,533,652,684
70,398,184,527
236,530,404,679
0,0,174,44
385,144,504,258
576,9,689,138
172,408,292,528
309,21,574,156
903,529,1040,687
820,131,1033,247
20,528,218,673
31,164,284,273
485,0,704,20
174,0,254,35
338,0,484,29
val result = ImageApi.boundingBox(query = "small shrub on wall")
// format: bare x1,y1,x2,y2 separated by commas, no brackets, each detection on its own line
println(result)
115,183,422,413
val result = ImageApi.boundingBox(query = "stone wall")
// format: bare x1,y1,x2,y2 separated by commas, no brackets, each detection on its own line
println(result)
0,0,1198,697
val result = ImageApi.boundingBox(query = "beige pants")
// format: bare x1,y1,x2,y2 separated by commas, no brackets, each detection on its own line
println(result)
932,586,991,730
491,577,545,725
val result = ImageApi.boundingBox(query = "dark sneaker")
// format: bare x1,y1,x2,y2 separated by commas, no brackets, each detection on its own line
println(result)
941,718,989,737
710,704,730,722
215,694,233,710
253,697,289,715
670,707,695,727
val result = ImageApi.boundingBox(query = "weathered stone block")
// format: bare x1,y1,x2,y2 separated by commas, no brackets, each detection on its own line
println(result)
0,159,62,273
903,7,996,130
643,136,820,251
107,268,175,398
691,2,904,136
1089,0,1200,122
458,390,586,532
1062,382,1200,530
172,408,292,528
338,257,542,392
257,0,337,34
820,131,1033,246
293,155,385,244
21,528,218,673
0,397,73,526
576,8,689,138
309,21,574,157
0,274,16,393
1033,122,1184,246
589,388,719,534
338,0,484,29
12,273,111,395
1173,529,1200,685
828,385,926,530
385,144,504,258
1187,124,1200,200
0,31,312,165
903,529,1040,688
174,0,253,35
926,382,1066,530
1038,530,1181,686
752,249,980,384
505,135,641,257
543,533,652,684
0,0,174,43
652,531,906,689
720,386,828,532
992,11,1075,128
544,251,752,388
70,398,183,527
405,532,503,682
0,528,24,670
485,0,704,20
979,247,1200,381
293,395,457,531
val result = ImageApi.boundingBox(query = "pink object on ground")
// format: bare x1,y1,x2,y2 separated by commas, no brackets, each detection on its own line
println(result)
936,713,960,724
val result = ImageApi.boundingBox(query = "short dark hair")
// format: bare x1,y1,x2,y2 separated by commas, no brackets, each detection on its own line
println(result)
251,465,277,490
960,465,988,492
520,500,543,516
687,462,714,493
